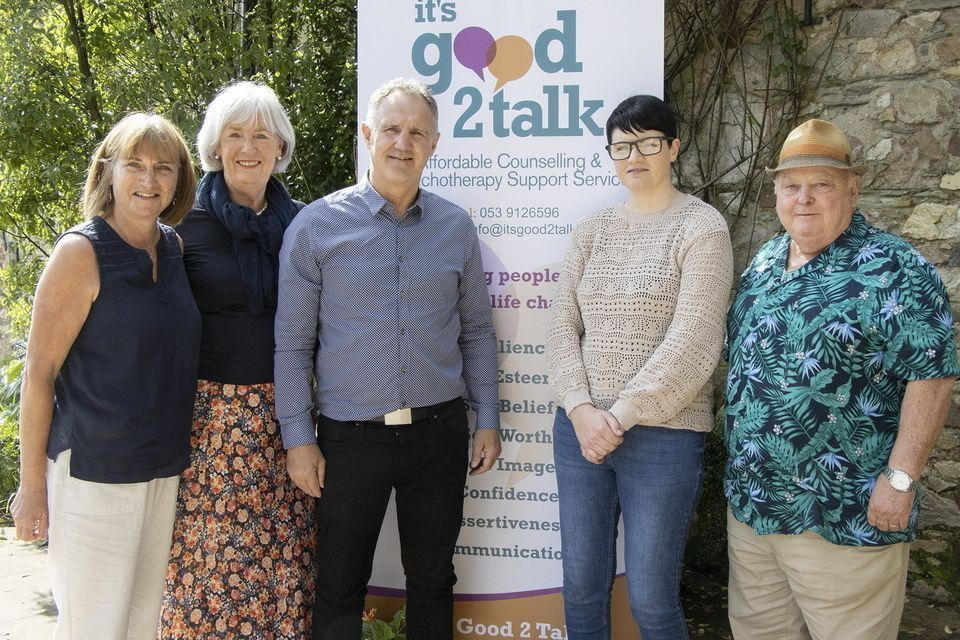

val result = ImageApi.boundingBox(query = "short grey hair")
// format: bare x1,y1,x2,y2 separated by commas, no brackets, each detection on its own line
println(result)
197,81,295,172
366,78,439,131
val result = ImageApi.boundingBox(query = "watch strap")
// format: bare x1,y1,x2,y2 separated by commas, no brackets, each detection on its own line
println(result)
882,466,917,493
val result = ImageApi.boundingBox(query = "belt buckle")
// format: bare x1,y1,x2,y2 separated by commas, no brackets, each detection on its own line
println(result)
384,407,412,425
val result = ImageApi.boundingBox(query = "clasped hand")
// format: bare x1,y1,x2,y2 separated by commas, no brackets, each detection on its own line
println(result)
569,404,624,464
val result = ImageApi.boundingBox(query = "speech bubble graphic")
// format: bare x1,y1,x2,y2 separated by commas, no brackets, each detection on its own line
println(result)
488,35,534,91
454,27,497,80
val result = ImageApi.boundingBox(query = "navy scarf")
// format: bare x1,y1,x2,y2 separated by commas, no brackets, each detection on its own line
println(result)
196,171,298,315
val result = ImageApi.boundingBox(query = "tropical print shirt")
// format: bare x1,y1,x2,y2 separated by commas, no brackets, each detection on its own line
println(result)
724,211,960,546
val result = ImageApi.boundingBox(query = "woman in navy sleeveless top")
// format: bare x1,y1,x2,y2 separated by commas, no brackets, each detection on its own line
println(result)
10,112,200,639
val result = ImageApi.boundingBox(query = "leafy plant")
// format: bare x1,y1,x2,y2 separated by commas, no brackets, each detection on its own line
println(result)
361,607,406,640
0,354,24,511
0,2,359,482
0,0,358,347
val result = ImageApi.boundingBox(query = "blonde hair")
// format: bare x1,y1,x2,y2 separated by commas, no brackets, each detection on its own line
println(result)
82,112,196,226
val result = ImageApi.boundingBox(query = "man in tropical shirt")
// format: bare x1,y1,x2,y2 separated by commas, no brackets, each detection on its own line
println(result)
723,119,960,640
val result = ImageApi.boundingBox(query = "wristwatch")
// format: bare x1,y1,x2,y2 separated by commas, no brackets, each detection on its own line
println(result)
881,467,918,493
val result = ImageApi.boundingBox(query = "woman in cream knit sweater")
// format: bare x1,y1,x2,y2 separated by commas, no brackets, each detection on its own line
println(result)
546,95,733,640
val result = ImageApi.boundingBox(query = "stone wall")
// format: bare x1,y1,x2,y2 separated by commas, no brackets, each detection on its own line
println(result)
693,0,960,602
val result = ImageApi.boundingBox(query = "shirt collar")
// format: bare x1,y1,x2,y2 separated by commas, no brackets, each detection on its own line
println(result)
830,210,869,252
357,172,425,219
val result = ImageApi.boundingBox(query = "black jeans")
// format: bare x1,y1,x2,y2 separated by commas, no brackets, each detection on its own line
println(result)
311,402,469,640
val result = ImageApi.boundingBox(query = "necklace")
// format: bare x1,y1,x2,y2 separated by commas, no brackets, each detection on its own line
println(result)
140,225,161,252
110,218,161,251
255,203,268,215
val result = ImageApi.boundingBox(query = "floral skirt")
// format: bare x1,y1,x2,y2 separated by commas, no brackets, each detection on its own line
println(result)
161,380,316,639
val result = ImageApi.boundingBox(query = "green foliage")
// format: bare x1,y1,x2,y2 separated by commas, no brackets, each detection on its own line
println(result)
0,0,358,345
761,3,807,79
361,607,406,640
0,0,359,502
0,256,44,343
0,356,24,507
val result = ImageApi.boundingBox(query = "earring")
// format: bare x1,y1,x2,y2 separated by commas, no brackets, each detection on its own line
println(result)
214,154,220,160
276,156,282,160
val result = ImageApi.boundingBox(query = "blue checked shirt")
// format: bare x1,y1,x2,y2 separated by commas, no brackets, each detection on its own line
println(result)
275,176,500,449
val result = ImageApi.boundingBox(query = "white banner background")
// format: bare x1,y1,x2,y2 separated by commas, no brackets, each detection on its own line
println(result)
358,1,663,635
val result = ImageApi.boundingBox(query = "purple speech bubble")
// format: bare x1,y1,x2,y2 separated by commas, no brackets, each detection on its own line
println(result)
454,27,497,80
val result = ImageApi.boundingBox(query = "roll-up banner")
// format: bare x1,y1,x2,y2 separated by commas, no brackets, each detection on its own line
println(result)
358,2,663,637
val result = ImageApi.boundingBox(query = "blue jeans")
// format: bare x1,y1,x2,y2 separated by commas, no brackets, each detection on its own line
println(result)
553,407,705,640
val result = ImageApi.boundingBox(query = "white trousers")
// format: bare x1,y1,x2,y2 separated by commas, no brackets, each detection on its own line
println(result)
47,450,179,640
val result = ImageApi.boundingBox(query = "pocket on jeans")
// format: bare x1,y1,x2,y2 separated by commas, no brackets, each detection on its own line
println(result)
552,409,584,464
552,409,576,440
317,420,356,445
448,407,470,438
63,474,140,516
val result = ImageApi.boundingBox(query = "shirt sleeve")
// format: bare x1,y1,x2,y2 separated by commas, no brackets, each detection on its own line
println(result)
875,249,960,381
457,222,500,430
545,221,595,413
609,220,734,429
274,207,322,448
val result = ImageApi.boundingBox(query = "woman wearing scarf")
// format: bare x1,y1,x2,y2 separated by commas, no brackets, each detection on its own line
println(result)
161,82,315,639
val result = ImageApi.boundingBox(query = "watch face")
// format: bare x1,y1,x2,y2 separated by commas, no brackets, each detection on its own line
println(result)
888,470,912,491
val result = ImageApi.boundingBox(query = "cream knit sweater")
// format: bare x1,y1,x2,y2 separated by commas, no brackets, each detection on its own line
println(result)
546,192,733,432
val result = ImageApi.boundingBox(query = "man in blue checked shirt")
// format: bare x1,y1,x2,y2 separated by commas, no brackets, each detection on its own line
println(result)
275,77,501,640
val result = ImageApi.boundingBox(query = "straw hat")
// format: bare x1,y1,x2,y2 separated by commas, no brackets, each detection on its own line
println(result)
766,119,866,175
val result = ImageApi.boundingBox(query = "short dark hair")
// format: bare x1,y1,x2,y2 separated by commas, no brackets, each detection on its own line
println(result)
605,95,677,143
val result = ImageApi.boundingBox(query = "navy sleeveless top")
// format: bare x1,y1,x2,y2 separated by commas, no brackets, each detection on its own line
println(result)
47,216,201,483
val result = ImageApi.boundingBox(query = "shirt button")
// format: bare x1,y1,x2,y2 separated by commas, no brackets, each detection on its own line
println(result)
399,327,406,335
398,255,405,262
399,290,406,298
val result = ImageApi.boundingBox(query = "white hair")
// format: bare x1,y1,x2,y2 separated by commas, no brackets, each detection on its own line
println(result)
197,81,296,172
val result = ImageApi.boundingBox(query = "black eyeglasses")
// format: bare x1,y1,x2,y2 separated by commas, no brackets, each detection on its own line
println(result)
605,136,673,160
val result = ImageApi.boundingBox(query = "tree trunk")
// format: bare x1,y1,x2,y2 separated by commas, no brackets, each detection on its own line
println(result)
59,0,102,124
242,0,258,77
